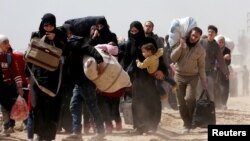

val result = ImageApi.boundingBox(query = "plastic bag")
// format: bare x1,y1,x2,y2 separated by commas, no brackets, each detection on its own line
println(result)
10,95,29,121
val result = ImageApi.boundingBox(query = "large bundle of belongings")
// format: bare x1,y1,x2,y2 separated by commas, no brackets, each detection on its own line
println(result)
66,16,131,95
64,16,105,37
83,47,131,93
215,35,235,50
168,16,197,49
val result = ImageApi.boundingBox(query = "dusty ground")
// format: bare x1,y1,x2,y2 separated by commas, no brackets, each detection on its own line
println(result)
1,95,250,141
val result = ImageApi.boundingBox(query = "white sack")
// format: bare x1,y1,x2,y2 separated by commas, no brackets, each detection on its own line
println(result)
215,35,235,50
168,17,197,48
83,48,131,93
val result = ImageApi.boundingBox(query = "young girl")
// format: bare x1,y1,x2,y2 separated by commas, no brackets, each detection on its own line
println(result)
136,43,177,96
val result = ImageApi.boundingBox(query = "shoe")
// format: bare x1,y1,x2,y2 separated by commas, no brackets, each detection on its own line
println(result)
181,127,190,134
84,123,90,134
115,122,122,131
90,133,105,141
86,122,96,134
90,122,97,133
6,127,15,133
61,133,83,141
0,128,10,137
105,122,113,134
105,126,112,134
128,129,144,135
15,123,24,131
221,105,228,110
34,136,41,141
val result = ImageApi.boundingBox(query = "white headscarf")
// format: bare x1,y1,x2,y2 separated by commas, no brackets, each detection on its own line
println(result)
0,34,8,44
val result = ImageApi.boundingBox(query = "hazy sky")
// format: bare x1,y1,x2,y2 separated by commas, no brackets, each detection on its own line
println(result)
0,0,249,52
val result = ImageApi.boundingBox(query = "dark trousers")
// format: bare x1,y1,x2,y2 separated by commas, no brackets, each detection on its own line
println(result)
75,80,105,134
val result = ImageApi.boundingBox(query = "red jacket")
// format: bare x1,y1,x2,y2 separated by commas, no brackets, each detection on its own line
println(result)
0,52,22,87
12,51,28,87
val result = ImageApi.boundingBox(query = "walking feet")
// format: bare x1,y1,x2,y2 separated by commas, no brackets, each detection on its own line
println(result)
89,132,105,141
181,126,190,134
0,127,14,137
61,133,83,141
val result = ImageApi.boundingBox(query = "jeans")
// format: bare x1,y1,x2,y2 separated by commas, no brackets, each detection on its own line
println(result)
70,85,83,133
26,110,34,139
71,80,104,134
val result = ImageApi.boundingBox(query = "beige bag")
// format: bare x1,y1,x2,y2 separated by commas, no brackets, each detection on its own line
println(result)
83,48,131,93
25,36,62,71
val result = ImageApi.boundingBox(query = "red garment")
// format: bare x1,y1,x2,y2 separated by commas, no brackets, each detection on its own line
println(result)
100,88,125,98
0,52,22,87
12,51,28,86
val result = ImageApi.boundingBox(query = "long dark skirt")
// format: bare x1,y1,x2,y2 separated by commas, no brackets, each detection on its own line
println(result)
132,69,161,132
30,81,62,140
0,83,18,111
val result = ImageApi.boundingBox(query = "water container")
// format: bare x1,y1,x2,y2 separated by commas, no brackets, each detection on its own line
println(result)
121,100,133,125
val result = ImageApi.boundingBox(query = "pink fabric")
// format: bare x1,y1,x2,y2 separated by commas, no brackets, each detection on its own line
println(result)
95,44,118,55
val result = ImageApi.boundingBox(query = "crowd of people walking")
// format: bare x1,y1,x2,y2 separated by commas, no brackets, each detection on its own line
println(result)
0,12,242,141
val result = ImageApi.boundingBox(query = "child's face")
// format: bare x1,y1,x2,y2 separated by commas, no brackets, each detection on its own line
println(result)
142,48,152,58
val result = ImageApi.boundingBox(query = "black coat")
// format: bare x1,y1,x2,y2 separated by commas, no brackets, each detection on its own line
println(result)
28,29,67,94
26,28,67,140
65,36,103,85
64,16,105,37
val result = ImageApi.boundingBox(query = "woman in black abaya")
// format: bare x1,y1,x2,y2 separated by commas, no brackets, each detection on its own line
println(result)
122,21,167,134
26,13,67,141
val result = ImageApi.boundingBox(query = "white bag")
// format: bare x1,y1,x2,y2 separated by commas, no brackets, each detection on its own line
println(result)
215,35,235,50
83,48,131,93
168,17,197,48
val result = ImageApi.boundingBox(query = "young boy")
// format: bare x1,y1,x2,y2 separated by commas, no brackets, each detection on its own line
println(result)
136,43,177,96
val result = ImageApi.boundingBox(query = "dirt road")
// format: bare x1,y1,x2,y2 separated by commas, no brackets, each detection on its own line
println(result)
1,95,250,141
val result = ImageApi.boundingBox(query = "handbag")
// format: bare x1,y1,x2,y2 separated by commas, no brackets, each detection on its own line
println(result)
24,35,62,71
192,90,216,128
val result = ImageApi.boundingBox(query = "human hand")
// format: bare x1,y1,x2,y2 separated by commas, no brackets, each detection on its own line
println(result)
17,87,24,97
46,32,55,40
154,70,165,80
136,59,140,64
92,30,100,39
202,80,208,90
97,62,105,75
179,38,186,48
224,54,230,60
